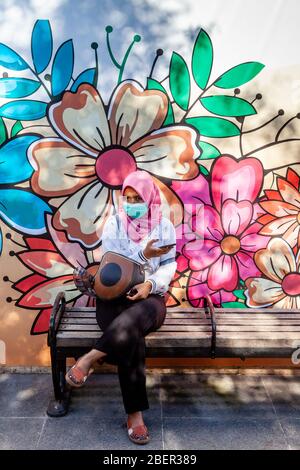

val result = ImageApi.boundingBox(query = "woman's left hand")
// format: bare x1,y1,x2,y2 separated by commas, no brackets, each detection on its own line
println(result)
126,281,152,301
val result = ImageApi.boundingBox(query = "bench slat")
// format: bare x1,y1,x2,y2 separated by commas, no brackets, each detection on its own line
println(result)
57,324,300,333
63,311,300,320
65,306,300,314
60,317,300,327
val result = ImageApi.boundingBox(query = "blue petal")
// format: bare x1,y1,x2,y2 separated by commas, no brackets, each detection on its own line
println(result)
51,40,74,96
0,100,47,120
0,77,41,98
0,135,40,184
31,20,53,74
0,189,52,234
71,68,97,91
0,43,28,71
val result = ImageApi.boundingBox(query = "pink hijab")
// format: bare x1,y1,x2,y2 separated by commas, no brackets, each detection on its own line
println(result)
118,170,162,243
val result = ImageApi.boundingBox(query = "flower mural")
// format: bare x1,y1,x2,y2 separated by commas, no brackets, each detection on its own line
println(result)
1,19,300,337
28,80,200,248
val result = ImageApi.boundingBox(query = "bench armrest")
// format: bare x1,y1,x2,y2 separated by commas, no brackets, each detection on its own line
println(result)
47,291,66,346
204,294,217,359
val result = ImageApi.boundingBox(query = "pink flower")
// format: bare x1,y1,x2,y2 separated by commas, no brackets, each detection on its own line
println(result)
178,155,269,293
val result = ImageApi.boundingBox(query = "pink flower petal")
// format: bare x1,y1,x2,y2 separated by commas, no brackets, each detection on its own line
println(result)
221,199,253,236
208,255,239,291
183,239,221,271
193,205,223,241
235,251,261,279
211,155,263,211
240,222,270,252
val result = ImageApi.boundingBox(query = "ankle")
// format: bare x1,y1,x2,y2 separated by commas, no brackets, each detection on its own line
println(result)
128,412,144,426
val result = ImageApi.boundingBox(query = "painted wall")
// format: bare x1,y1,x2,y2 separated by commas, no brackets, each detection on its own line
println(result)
0,0,299,366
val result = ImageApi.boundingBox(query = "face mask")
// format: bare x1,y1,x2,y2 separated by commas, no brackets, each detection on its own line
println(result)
123,202,148,218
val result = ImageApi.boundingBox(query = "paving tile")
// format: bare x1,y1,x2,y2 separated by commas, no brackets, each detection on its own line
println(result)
0,373,51,417
160,374,275,418
37,416,163,450
262,376,300,418
66,373,161,419
279,417,300,450
163,417,288,450
0,417,45,450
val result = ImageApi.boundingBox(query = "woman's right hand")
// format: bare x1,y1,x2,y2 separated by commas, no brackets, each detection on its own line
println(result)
143,238,174,259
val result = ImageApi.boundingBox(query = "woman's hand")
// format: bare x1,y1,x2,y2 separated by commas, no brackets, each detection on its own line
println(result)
143,239,174,259
126,281,153,301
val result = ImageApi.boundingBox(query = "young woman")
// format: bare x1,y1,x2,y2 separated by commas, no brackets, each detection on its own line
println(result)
66,170,177,445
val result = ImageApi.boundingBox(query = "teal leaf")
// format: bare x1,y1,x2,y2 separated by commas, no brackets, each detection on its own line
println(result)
31,20,53,74
169,52,190,111
147,78,174,126
233,289,247,300
0,189,52,233
221,301,247,308
10,120,23,137
0,100,47,120
198,141,220,160
0,77,41,98
186,116,240,137
71,68,97,91
51,39,74,96
199,164,209,176
0,117,8,145
0,135,40,184
200,95,256,117
215,62,265,89
0,43,28,71
192,29,213,90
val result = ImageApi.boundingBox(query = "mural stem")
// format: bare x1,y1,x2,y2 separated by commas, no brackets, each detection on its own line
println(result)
244,138,300,157
27,64,52,99
242,113,281,134
118,39,136,84
275,115,298,142
180,81,215,122
106,29,121,69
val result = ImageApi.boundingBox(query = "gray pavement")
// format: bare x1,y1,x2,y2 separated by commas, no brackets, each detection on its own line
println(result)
1,369,300,450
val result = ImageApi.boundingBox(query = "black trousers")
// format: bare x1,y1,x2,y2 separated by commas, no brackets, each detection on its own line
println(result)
94,293,166,414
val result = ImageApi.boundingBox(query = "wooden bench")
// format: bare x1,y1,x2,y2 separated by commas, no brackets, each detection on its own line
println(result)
47,291,300,417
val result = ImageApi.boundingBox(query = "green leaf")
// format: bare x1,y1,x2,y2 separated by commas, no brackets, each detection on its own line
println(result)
192,29,213,90
233,289,246,300
200,95,256,117
147,78,174,126
0,117,8,145
186,116,240,137
169,52,190,111
215,62,265,89
221,301,247,309
198,141,220,160
199,164,209,176
11,120,23,137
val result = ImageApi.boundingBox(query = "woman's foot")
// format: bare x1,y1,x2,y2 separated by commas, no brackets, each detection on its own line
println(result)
65,351,105,388
126,412,150,445
65,357,94,388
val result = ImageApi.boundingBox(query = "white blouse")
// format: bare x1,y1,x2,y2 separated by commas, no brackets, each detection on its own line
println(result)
101,214,177,296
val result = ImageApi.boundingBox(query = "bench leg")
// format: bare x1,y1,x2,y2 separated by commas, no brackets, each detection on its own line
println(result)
47,350,71,417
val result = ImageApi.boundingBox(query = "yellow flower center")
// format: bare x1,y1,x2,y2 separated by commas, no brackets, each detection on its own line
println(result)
220,235,241,255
